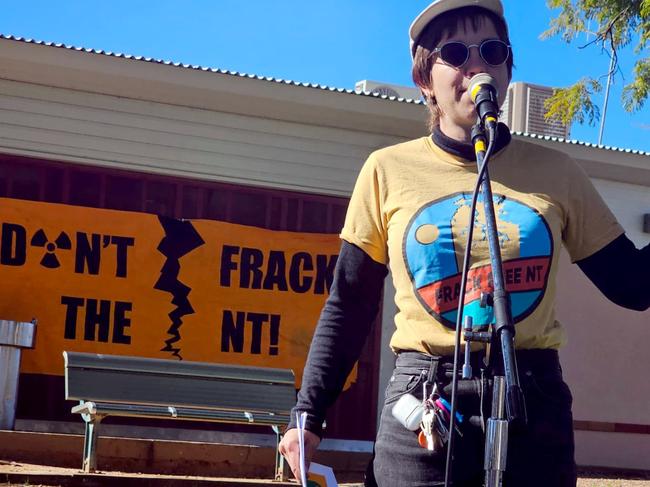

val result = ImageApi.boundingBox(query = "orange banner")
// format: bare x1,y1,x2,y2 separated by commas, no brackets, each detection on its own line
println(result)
0,198,344,388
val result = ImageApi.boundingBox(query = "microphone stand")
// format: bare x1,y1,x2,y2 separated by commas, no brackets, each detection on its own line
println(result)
469,121,527,487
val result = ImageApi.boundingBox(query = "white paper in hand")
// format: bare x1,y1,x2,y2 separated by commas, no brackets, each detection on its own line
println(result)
297,411,308,487
296,411,338,487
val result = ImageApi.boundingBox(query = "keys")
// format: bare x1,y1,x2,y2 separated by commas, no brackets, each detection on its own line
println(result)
420,407,437,451
433,406,453,442
417,380,466,452
435,398,464,438
418,397,464,451
418,381,441,452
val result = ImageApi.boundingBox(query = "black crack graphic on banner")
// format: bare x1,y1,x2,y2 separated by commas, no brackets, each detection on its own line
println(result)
154,216,205,360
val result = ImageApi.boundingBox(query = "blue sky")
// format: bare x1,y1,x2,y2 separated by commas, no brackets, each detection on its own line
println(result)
2,0,648,151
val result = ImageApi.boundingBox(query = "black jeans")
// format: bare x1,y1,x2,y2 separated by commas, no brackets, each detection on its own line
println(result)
368,350,577,487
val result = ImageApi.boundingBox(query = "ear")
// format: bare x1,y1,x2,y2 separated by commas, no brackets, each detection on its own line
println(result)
418,85,435,105
412,59,434,102
420,86,434,99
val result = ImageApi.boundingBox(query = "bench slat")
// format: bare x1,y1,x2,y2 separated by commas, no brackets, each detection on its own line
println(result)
72,401,291,426
65,354,296,414
64,352,294,385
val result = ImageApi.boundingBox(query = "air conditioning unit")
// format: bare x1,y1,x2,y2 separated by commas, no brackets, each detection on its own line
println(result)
355,80,422,101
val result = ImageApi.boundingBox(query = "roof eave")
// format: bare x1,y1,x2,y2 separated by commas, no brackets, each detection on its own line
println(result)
0,36,428,138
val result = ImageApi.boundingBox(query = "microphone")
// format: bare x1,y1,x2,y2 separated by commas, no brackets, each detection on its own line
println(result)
468,73,499,135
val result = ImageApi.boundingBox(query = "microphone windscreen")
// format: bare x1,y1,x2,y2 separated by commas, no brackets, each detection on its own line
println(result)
469,73,498,102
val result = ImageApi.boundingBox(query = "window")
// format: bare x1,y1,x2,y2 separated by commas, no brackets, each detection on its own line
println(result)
69,170,102,207
0,153,348,233
331,203,347,233
204,188,229,221
11,164,41,200
269,197,283,230
181,186,203,219
230,191,267,227
286,198,299,231
0,160,10,197
105,176,143,212
44,168,64,203
301,200,328,233
145,181,176,217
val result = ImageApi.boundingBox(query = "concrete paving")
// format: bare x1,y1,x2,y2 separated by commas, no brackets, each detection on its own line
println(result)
0,461,297,486
0,429,368,486
0,460,367,486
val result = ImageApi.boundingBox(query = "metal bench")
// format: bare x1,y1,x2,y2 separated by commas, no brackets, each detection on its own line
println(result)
63,351,295,479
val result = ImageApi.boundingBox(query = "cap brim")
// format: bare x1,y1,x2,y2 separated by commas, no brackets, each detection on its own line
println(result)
409,0,504,57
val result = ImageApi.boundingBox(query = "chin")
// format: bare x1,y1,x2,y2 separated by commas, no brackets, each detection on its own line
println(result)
461,105,477,123
461,114,477,128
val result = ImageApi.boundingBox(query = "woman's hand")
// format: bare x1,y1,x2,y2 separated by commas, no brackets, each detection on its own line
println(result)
279,427,321,482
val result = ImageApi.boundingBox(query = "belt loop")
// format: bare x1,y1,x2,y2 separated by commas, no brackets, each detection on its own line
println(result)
427,355,438,384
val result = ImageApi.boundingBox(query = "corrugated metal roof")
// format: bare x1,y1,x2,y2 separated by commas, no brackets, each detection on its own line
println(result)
1,34,649,157
512,131,650,157
0,34,423,104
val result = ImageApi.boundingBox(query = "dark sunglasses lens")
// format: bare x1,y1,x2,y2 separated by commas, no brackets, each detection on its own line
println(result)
481,40,509,65
440,42,469,67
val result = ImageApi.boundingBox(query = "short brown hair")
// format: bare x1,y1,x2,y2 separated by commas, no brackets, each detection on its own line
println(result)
411,6,514,130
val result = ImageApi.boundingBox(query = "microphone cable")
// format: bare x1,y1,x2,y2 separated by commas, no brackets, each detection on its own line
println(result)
444,124,496,487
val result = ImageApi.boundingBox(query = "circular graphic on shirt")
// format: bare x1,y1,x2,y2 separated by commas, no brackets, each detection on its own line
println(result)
403,192,553,329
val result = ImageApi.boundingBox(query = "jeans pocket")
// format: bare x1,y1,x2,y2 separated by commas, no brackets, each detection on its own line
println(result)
384,369,427,405
524,371,573,409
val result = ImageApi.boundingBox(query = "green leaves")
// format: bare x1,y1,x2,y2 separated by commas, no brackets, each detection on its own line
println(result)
641,0,650,19
543,0,649,125
544,78,602,126
541,0,584,41
622,57,650,111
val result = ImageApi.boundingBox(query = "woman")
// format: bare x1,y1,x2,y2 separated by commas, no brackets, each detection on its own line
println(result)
279,1,650,486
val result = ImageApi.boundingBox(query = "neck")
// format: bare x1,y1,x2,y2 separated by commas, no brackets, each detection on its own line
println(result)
438,119,472,143
431,122,513,162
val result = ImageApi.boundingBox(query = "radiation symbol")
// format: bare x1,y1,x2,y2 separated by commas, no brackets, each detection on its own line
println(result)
30,229,72,269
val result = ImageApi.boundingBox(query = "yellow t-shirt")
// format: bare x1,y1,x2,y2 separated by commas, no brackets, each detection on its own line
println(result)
340,136,623,356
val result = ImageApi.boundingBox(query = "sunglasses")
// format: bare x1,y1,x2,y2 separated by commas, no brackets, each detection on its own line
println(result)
432,39,511,68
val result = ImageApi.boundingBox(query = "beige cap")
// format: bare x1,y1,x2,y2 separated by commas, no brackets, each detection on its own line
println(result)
409,0,505,58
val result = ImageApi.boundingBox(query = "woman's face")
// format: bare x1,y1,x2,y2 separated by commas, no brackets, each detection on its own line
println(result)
424,16,510,141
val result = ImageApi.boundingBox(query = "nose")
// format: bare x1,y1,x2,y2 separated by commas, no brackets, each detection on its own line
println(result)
464,45,488,77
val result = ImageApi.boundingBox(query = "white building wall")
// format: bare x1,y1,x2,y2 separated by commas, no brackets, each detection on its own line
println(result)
591,179,650,247
557,177,650,470
0,79,405,197
574,431,650,470
378,273,397,429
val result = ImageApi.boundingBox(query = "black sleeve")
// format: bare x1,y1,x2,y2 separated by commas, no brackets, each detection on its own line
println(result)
286,240,388,437
576,233,650,311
